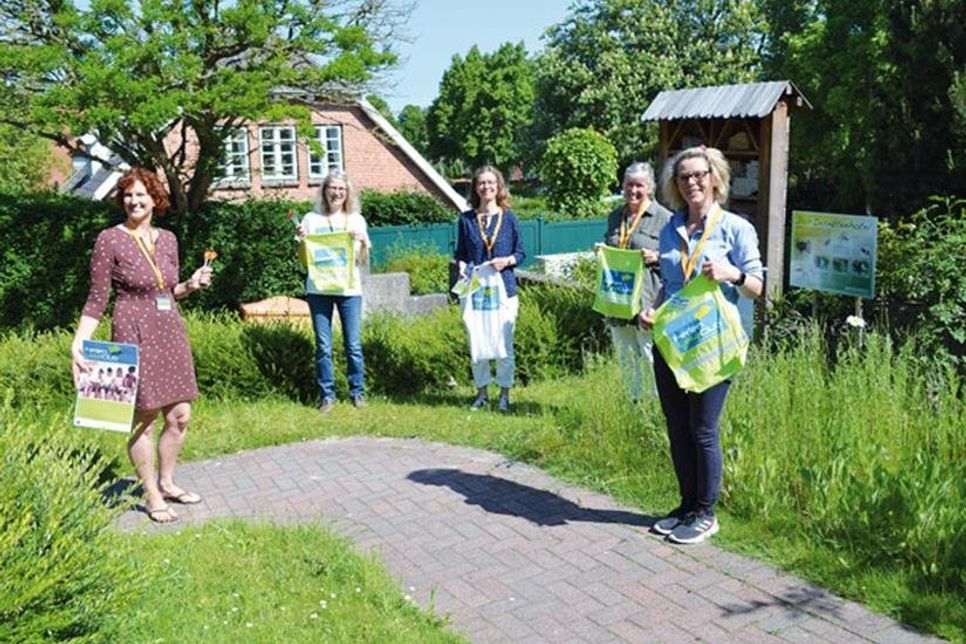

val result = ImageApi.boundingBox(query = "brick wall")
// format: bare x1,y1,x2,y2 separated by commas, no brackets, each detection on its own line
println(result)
198,104,456,209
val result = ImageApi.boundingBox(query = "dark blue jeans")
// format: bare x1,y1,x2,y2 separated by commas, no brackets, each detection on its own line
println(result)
307,294,364,403
653,348,731,512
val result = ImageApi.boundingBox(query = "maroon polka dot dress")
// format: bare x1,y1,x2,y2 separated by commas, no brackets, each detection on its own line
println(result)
82,226,198,410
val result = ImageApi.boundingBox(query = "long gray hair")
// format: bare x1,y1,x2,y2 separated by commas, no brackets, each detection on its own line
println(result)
316,169,360,215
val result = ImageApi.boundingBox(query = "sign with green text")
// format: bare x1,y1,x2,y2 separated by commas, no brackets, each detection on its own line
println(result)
789,211,877,299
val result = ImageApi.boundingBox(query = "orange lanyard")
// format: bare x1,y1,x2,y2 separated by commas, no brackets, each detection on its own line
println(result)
476,209,503,257
618,204,647,249
122,227,166,291
680,204,722,281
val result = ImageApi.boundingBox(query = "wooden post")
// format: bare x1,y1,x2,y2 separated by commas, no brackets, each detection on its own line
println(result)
760,101,790,301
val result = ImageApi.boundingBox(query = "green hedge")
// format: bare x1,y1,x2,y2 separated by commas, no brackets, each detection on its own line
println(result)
2,279,606,408
0,407,146,641
179,199,310,312
375,245,451,295
360,189,453,226
0,191,116,330
0,190,456,331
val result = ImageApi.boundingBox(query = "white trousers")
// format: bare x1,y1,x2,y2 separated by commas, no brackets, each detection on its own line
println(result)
471,295,518,389
609,323,655,402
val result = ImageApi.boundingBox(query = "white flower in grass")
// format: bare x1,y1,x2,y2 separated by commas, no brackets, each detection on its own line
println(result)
246,623,253,628
310,613,318,620
330,592,336,599
846,315,866,328
355,587,361,593
319,600,328,609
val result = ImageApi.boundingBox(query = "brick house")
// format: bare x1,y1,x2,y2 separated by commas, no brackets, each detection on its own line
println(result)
63,98,466,211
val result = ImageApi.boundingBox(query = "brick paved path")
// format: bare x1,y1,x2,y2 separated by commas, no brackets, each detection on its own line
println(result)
116,437,936,643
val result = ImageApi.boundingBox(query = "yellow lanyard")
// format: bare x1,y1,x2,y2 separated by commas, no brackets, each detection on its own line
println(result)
680,204,722,281
476,209,503,257
324,212,346,233
122,226,166,291
618,203,647,249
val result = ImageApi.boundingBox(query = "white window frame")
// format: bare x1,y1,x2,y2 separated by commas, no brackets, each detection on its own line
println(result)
215,128,251,184
308,125,344,180
259,125,298,183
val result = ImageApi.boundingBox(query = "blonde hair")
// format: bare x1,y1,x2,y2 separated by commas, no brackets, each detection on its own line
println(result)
469,165,512,210
660,146,731,211
317,170,360,214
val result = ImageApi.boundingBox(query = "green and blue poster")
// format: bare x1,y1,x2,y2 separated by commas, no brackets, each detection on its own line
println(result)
790,211,877,299
304,232,356,294
73,340,139,433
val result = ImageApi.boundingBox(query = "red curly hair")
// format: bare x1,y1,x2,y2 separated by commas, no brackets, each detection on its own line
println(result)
114,168,170,217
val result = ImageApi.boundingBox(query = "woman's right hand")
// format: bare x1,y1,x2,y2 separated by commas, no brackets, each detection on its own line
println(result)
295,223,306,241
638,307,656,331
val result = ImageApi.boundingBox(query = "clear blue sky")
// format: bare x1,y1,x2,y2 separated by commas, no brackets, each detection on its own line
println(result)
383,0,573,114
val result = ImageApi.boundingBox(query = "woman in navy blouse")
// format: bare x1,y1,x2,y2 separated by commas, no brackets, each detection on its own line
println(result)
454,165,526,412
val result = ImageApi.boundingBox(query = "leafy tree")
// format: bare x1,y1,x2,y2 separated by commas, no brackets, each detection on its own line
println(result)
533,0,761,165
539,128,617,220
366,94,401,129
0,0,403,215
770,0,966,217
396,104,429,156
426,42,535,172
0,125,63,193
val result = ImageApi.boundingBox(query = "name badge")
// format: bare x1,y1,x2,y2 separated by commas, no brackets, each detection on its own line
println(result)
155,295,173,311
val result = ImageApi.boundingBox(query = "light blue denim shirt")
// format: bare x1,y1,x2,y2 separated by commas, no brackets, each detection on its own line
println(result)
656,207,764,307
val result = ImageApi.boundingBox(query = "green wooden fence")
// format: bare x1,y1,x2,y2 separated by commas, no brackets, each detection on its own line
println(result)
368,217,606,268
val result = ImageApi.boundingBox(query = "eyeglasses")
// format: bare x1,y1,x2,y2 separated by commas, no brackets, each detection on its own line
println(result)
676,169,711,184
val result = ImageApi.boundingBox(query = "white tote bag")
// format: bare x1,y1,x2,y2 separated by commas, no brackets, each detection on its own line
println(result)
460,264,510,362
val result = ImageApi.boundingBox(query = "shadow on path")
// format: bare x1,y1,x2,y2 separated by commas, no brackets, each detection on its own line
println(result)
101,478,140,510
409,468,658,528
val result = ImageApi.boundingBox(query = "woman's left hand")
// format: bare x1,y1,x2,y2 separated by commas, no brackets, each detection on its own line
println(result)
701,260,740,285
188,266,213,291
490,256,514,271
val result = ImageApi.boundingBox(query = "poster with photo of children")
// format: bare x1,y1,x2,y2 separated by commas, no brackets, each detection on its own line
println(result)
789,211,877,299
73,340,139,432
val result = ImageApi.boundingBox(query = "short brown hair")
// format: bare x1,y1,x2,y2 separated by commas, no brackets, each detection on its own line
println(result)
114,168,170,217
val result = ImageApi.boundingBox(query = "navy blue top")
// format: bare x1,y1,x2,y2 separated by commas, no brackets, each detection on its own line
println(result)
454,209,526,297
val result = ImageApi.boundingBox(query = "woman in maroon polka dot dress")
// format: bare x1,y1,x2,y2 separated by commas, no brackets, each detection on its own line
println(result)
71,168,212,523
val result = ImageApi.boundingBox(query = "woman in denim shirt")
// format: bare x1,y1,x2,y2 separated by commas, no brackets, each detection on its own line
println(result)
641,146,763,544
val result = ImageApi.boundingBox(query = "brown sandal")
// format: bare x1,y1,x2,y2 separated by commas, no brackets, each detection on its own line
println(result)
146,504,179,523
160,487,202,505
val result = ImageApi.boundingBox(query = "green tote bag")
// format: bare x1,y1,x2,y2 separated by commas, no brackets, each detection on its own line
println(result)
592,246,645,320
652,274,749,393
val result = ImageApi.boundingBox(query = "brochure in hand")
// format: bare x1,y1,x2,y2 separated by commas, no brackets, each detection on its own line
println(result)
73,340,139,433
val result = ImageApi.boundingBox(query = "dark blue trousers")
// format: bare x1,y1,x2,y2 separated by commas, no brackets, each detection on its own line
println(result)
653,348,731,511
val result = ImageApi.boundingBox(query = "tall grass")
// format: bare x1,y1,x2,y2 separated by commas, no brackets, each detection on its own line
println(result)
2,315,962,638
725,328,964,592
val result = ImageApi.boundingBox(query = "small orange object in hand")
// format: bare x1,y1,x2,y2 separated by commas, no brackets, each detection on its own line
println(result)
203,249,218,268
